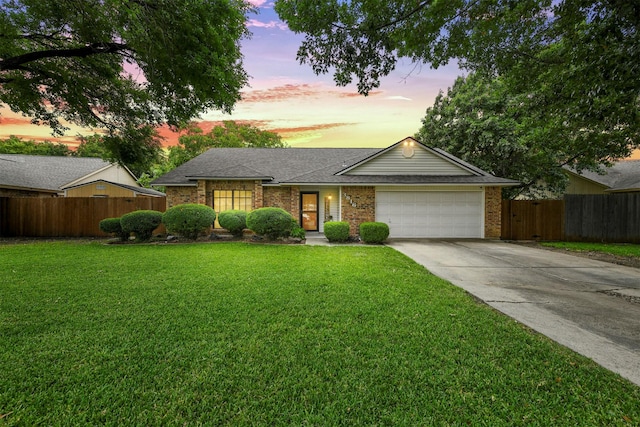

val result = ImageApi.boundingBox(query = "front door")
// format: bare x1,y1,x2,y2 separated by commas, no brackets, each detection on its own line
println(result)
301,192,319,231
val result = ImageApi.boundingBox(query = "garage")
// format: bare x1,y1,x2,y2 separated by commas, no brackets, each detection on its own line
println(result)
376,189,483,238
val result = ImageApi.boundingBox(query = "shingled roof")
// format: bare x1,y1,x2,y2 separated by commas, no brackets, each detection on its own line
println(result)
151,144,519,187
0,154,119,193
570,160,640,193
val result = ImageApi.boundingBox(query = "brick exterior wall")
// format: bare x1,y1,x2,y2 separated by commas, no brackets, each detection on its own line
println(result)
165,186,199,209
484,186,502,239
263,186,301,224
166,182,501,239
341,186,376,236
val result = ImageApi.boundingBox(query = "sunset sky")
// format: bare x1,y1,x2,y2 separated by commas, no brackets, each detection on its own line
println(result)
0,1,462,150
1,1,637,159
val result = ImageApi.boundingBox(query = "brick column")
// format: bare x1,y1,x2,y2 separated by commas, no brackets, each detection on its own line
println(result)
253,181,263,209
340,186,376,236
484,186,502,239
197,180,207,205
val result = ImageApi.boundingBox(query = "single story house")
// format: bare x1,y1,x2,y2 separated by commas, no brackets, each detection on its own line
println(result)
564,160,640,195
151,137,519,238
0,154,163,197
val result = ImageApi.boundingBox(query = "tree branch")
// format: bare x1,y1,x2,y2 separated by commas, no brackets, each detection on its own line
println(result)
0,42,131,71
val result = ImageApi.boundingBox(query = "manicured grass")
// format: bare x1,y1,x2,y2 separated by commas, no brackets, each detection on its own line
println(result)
542,241,640,258
1,242,639,425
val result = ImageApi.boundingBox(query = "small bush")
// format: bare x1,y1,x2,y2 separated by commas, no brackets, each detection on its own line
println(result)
290,223,306,240
120,210,163,242
359,222,390,244
246,207,294,240
324,221,350,242
218,210,248,237
162,204,216,240
99,217,129,241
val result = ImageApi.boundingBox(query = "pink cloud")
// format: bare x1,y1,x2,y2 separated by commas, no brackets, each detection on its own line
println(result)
246,18,288,30
240,83,382,103
247,0,269,6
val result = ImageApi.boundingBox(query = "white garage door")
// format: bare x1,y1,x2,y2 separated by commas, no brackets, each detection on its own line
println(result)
376,191,483,238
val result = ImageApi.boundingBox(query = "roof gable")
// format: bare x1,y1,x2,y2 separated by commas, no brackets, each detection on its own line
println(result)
338,137,480,176
151,137,518,188
567,160,640,192
0,155,128,192
62,179,165,197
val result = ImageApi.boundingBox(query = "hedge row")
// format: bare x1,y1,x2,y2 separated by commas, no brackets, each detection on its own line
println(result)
98,205,306,242
323,220,390,244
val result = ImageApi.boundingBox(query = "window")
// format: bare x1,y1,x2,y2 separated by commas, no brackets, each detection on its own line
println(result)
213,190,252,227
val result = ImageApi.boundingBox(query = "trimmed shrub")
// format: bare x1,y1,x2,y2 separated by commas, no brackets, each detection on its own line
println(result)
162,204,216,240
218,210,248,237
99,217,129,241
246,207,294,240
120,210,163,242
323,221,350,242
359,222,390,244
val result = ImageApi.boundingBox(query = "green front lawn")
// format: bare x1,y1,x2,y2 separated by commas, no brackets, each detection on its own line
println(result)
541,242,640,258
1,242,638,425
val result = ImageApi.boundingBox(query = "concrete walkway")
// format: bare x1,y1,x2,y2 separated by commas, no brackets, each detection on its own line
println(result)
386,239,640,387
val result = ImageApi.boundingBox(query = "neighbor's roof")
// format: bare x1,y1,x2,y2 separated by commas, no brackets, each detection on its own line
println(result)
569,160,640,192
63,179,166,197
152,139,519,187
0,154,121,193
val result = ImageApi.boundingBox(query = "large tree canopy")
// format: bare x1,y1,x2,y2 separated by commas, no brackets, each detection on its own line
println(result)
276,0,640,170
168,121,287,167
0,0,251,138
416,73,567,199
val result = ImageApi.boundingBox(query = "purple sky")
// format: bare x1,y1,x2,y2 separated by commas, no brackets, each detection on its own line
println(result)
0,1,463,149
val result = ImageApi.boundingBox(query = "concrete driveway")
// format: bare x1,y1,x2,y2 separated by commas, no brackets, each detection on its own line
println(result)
387,239,640,386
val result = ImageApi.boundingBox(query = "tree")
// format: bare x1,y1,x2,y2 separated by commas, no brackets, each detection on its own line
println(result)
0,0,251,162
276,1,640,166
0,135,72,155
100,125,164,178
168,121,287,167
75,134,110,158
416,73,568,198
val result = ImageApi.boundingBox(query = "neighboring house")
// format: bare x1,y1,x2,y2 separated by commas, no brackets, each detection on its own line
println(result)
0,154,159,197
151,137,519,238
564,160,640,195
63,179,165,198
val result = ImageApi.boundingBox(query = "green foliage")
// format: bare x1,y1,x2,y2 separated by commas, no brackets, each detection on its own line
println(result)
0,0,250,157
290,220,306,240
246,207,294,240
168,121,287,167
276,0,640,166
324,221,350,242
0,135,72,156
359,222,389,244
100,125,163,177
98,217,129,242
217,209,248,237
120,210,163,242
162,204,216,240
542,242,640,259
75,134,110,158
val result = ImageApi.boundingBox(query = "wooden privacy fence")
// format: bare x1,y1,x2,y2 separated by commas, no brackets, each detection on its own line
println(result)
501,200,565,241
502,194,640,243
0,197,166,237
564,194,640,243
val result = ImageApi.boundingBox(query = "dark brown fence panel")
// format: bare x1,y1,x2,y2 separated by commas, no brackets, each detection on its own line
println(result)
0,197,166,237
501,200,565,241
565,194,640,243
